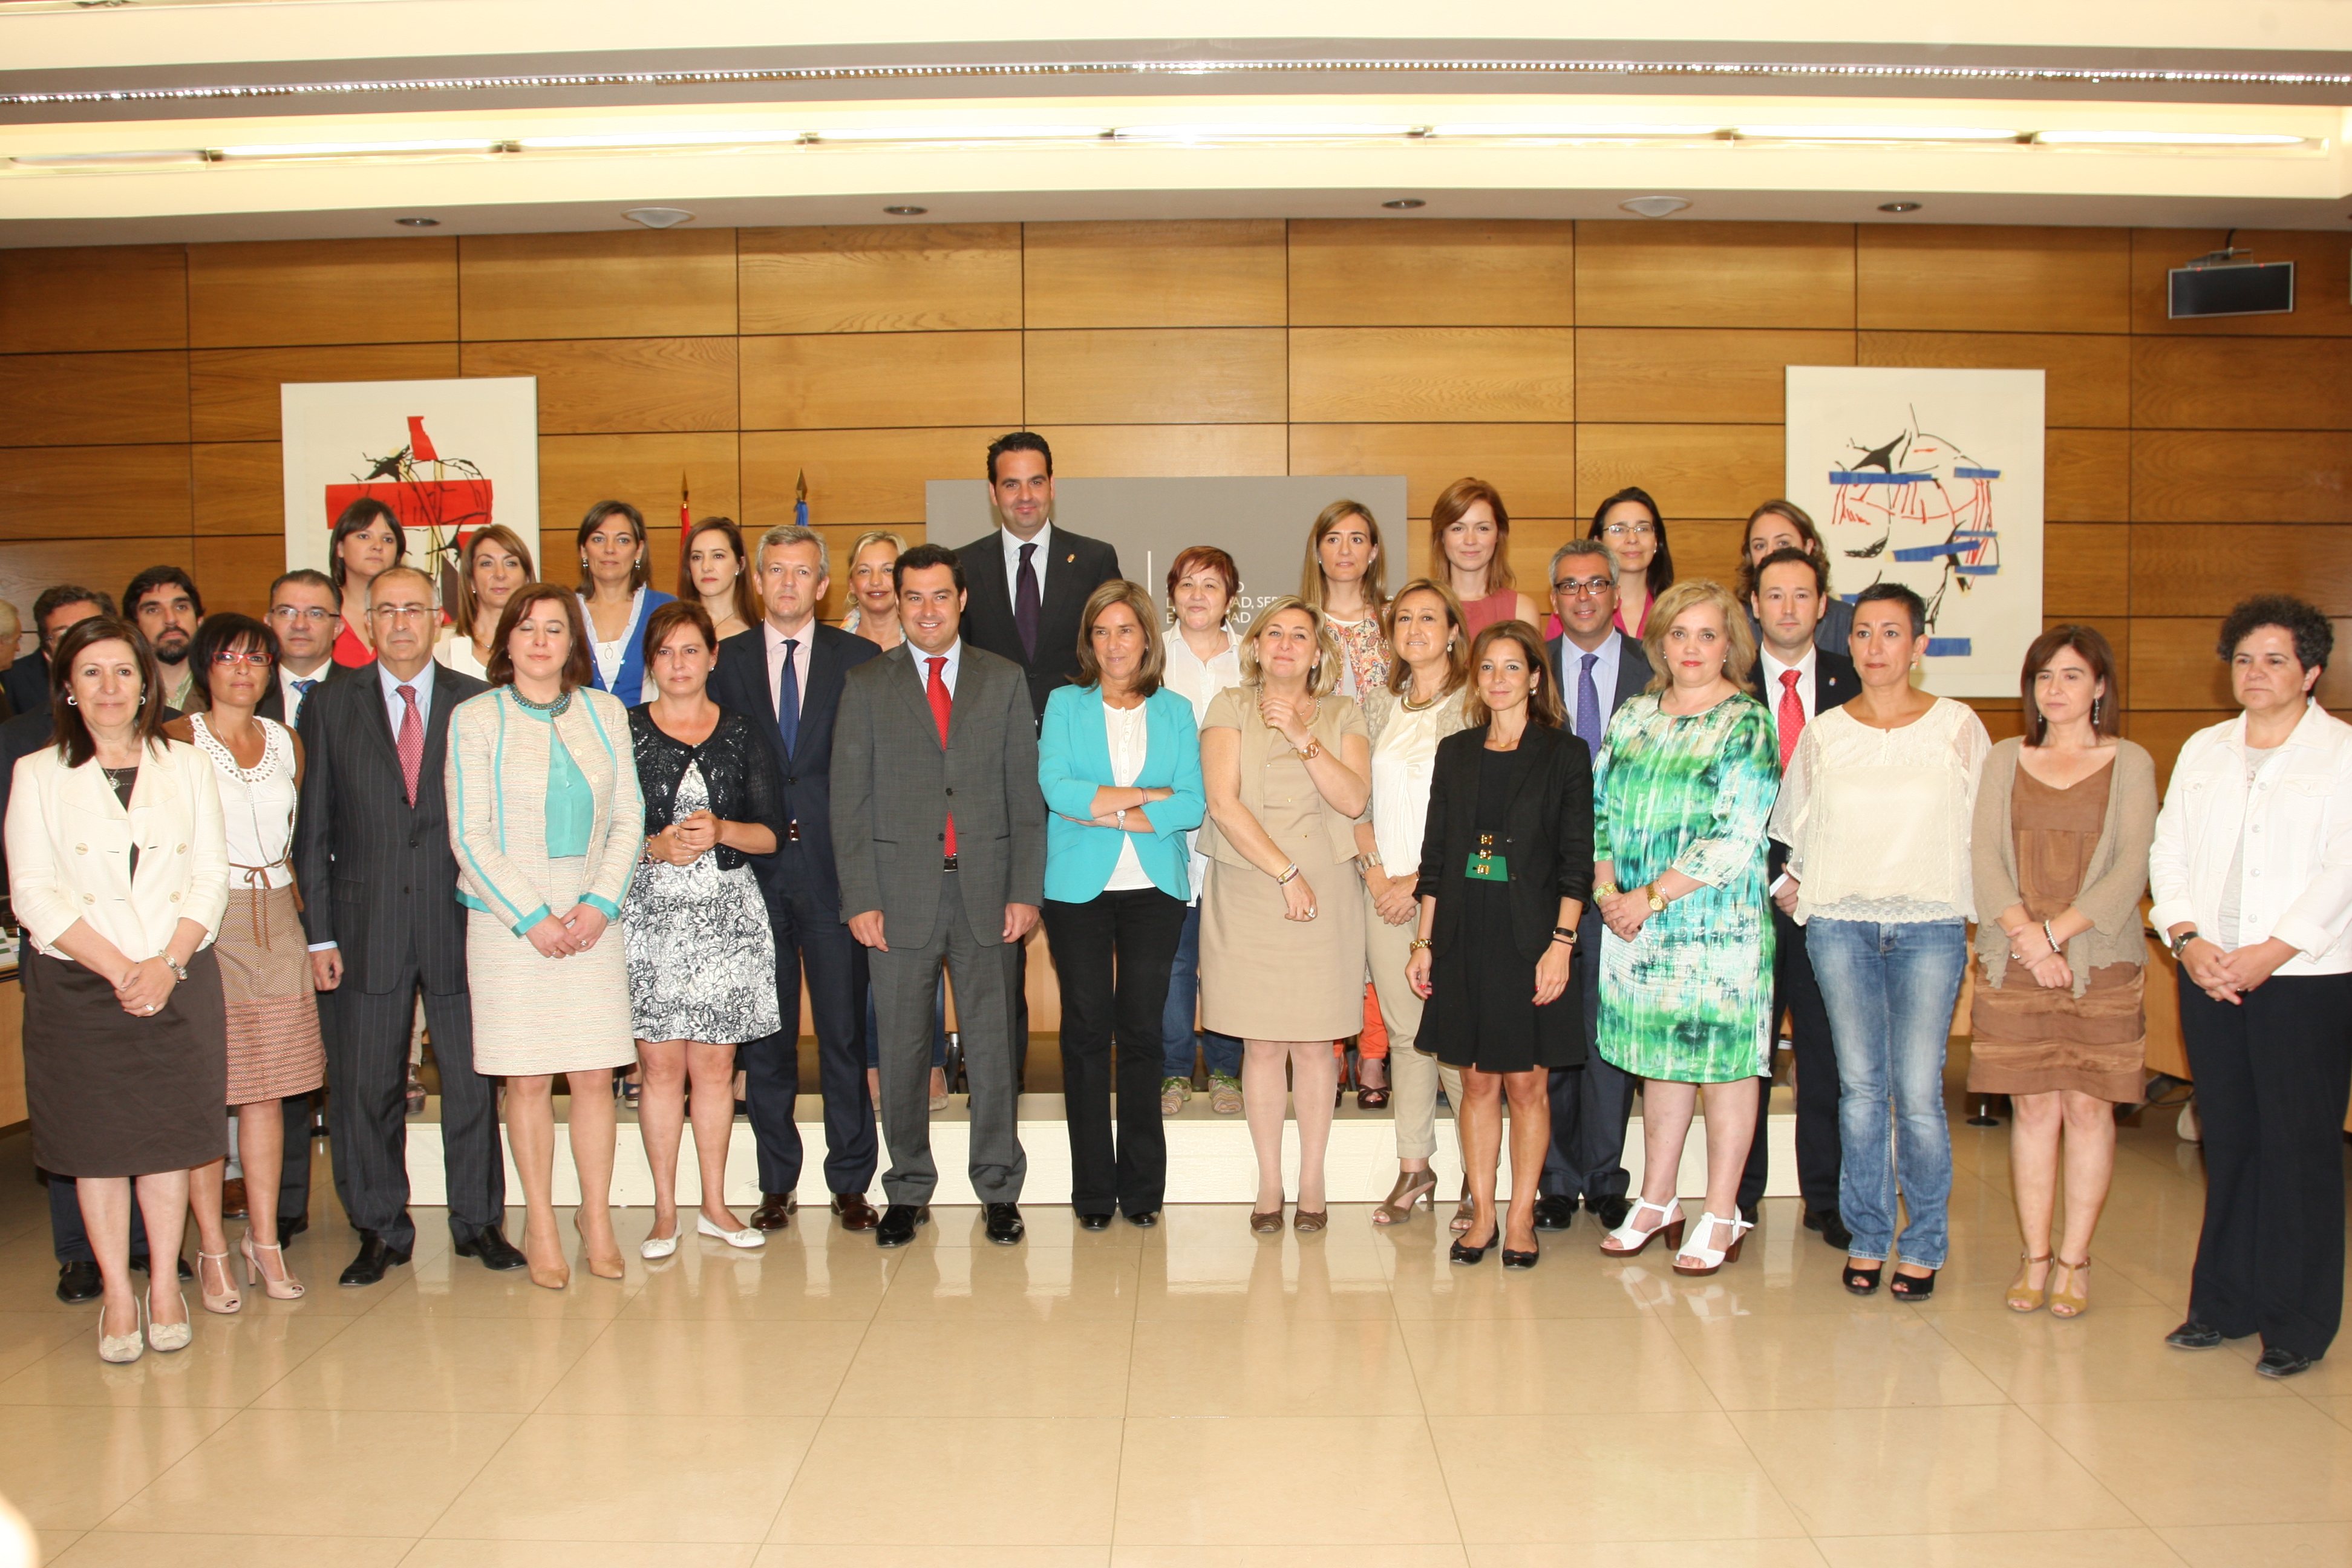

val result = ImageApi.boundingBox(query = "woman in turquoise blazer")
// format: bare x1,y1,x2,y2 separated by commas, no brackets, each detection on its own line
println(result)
1037,581,1206,1226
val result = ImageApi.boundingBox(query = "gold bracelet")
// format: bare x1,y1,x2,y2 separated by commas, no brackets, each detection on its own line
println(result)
1408,936,1431,952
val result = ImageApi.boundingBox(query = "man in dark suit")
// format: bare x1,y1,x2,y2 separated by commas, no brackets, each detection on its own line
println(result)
833,543,1047,1249
260,567,345,729
1537,539,1653,1234
708,524,883,1233
4,584,114,722
1738,546,1855,1247
954,430,1123,724
293,564,520,1285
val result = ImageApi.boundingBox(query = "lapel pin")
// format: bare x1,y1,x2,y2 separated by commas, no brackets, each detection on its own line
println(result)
1065,554,1074,564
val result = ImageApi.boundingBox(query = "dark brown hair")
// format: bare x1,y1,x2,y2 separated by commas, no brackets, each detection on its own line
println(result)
642,598,719,672
1588,486,1674,600
1429,477,1515,596
328,497,405,589
1736,498,1826,601
1463,621,1563,730
2021,624,2122,745
576,499,649,593
189,612,278,705
486,583,593,691
1072,580,1164,698
453,524,537,636
679,517,761,632
50,616,167,766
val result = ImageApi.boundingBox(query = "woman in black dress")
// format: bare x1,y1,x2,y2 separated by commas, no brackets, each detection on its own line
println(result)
1406,621,1593,1269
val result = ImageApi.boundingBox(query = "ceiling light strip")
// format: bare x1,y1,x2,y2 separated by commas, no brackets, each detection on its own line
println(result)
7,54,2352,109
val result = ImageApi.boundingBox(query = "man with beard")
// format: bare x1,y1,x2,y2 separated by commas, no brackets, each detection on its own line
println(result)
124,566,203,713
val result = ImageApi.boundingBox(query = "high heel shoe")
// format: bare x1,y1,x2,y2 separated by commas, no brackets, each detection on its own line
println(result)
2048,1256,2091,1318
523,1222,570,1291
196,1249,241,1315
1371,1169,1438,1226
1450,1185,1475,1233
146,1290,192,1353
573,1213,626,1279
697,1213,766,1249
1599,1197,1684,1257
239,1233,305,1299
1673,1211,1753,1277
1842,1258,1883,1295
97,1300,144,1365
2007,1252,2054,1313
1888,1265,1939,1301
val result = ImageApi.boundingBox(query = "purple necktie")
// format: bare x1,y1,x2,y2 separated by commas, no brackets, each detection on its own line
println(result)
1014,541,1041,662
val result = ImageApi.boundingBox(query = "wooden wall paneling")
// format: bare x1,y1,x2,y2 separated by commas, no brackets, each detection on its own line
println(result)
191,535,291,618
458,230,737,341
192,443,282,537
189,343,460,443
459,337,737,434
1288,423,1576,520
1857,331,2129,428
1025,328,1285,425
1576,327,1852,424
0,537,195,619
1498,530,1575,601
1575,221,1856,329
2048,616,2133,702
535,432,740,542
1022,220,1286,328
1035,425,1289,478
2131,336,2352,430
0,246,187,353
2131,430,2352,523
1286,220,1575,327
0,351,189,446
1575,425,1783,521
739,223,1022,333
1856,226,2131,334
2126,617,2352,710
2047,430,2131,524
2126,710,2216,791
2043,523,2131,618
0,445,191,540
1289,328,1574,423
1673,520,1754,590
188,238,457,348
1970,702,2028,745
2130,228,2352,336
741,426,1003,530
742,331,1022,430
2131,523,2352,616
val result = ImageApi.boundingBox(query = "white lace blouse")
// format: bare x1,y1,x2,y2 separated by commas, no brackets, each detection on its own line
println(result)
190,713,299,891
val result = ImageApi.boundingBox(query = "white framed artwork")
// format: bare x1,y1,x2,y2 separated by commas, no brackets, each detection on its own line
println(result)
1784,366,2045,697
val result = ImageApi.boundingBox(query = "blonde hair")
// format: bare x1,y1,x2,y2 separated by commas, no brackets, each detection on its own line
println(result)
1298,500,1388,619
1073,580,1166,697
1238,595,1343,697
1382,578,1471,699
847,529,908,569
1641,579,1758,693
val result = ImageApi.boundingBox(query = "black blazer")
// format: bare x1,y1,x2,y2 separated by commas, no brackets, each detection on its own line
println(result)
707,621,881,916
1548,630,1651,725
293,661,485,995
953,528,1122,722
0,653,48,720
1751,646,1857,878
256,660,350,727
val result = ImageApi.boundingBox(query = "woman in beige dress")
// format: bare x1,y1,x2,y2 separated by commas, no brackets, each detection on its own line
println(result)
1198,596,1371,1234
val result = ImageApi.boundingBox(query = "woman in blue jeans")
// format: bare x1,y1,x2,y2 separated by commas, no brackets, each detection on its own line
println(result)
1769,583,1989,1300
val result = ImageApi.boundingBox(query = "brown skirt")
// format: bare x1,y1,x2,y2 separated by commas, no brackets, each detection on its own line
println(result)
1966,958,2147,1103
24,945,228,1177
218,884,326,1104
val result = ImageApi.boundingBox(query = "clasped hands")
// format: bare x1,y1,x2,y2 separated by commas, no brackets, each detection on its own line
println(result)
2177,935,2293,1005
645,809,720,866
1595,886,1655,942
527,903,610,960
114,955,178,1018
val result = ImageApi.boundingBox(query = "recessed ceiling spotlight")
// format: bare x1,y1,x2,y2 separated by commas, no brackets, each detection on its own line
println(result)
883,204,928,215
1382,197,1426,209
621,206,694,229
394,216,440,227
1878,201,1924,213
1619,195,1691,218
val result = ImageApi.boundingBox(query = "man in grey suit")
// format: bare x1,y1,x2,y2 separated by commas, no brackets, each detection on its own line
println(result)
832,542,1047,1248
1538,538,1654,1234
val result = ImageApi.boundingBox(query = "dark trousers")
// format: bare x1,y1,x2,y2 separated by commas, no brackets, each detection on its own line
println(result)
2180,969,2352,1359
1041,886,1184,1217
326,970,503,1252
744,881,877,1197
1738,906,1844,1213
49,1090,313,1264
1542,903,1636,1202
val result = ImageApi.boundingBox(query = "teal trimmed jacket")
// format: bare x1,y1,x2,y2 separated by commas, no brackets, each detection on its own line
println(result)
446,685,645,936
1036,682,1206,904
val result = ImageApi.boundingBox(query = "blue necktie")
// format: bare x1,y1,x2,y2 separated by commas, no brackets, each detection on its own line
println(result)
1575,652,1602,753
776,638,800,757
291,677,318,724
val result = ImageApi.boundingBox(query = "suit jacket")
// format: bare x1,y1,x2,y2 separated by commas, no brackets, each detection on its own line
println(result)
708,621,881,915
1036,682,1206,904
0,653,48,720
831,641,1046,946
953,528,1122,722
0,702,181,887
293,660,486,995
1416,722,1596,963
256,661,349,727
1549,630,1652,728
1751,645,1858,880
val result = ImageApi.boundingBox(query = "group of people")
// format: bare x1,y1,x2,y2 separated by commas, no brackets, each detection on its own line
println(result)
6,432,2346,1385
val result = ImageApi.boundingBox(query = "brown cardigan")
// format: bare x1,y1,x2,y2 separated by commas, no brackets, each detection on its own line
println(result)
1970,736,2158,997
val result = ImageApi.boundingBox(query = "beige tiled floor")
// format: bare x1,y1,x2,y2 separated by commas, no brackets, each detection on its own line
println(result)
1,1100,2347,1567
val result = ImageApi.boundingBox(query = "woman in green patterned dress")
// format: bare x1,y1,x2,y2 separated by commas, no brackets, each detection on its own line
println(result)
1590,580,1780,1276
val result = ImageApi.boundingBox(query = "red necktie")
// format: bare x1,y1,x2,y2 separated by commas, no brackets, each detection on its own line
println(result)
926,656,956,857
396,684,423,805
1777,668,1805,772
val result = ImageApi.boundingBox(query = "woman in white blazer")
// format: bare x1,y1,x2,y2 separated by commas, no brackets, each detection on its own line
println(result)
5,617,229,1363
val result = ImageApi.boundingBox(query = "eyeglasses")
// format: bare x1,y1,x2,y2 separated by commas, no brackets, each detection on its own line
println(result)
211,648,274,666
269,606,335,625
371,603,434,622
1552,577,1616,598
1601,521,1655,540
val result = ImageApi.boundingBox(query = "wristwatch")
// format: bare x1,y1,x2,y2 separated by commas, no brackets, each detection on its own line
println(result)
1644,884,1668,913
2169,927,2200,959
1551,925,1578,947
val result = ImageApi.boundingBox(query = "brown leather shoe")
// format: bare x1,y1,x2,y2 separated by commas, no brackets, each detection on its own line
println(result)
750,1192,798,1231
220,1177,248,1220
830,1192,880,1232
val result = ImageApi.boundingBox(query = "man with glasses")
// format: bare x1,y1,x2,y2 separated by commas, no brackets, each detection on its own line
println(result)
1535,538,1653,1233
260,569,345,728
293,565,521,1285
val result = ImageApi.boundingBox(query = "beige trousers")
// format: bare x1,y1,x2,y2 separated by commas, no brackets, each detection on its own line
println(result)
1364,881,1465,1165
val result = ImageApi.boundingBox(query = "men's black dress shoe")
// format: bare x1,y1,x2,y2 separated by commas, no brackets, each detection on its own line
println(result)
1590,1195,1633,1232
56,1260,101,1304
338,1232,413,1287
875,1204,930,1248
1739,1203,1760,1226
276,1212,310,1243
1124,1210,1160,1228
751,1192,798,1231
2255,1347,2316,1380
1803,1207,1854,1250
2165,1319,2225,1350
1076,1212,1112,1231
1532,1195,1578,1232
830,1193,880,1232
454,1227,528,1272
985,1203,1025,1246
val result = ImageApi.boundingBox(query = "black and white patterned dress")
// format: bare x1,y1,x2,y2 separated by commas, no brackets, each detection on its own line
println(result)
622,707,785,1045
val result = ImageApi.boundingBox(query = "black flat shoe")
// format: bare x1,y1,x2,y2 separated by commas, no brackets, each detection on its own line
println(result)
1076,1212,1112,1232
1450,1222,1498,1266
2256,1347,2316,1379
1532,1195,1577,1232
1501,1240,1540,1270
1889,1267,1939,1301
1842,1259,1883,1295
984,1203,1025,1246
875,1204,930,1247
2166,1319,2224,1350
1123,1210,1160,1228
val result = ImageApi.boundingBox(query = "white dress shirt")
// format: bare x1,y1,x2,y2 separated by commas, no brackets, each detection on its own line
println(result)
377,659,436,733
1758,644,1820,734
763,618,817,726
278,661,333,726
998,522,1053,607
910,637,962,698
1160,628,1242,903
